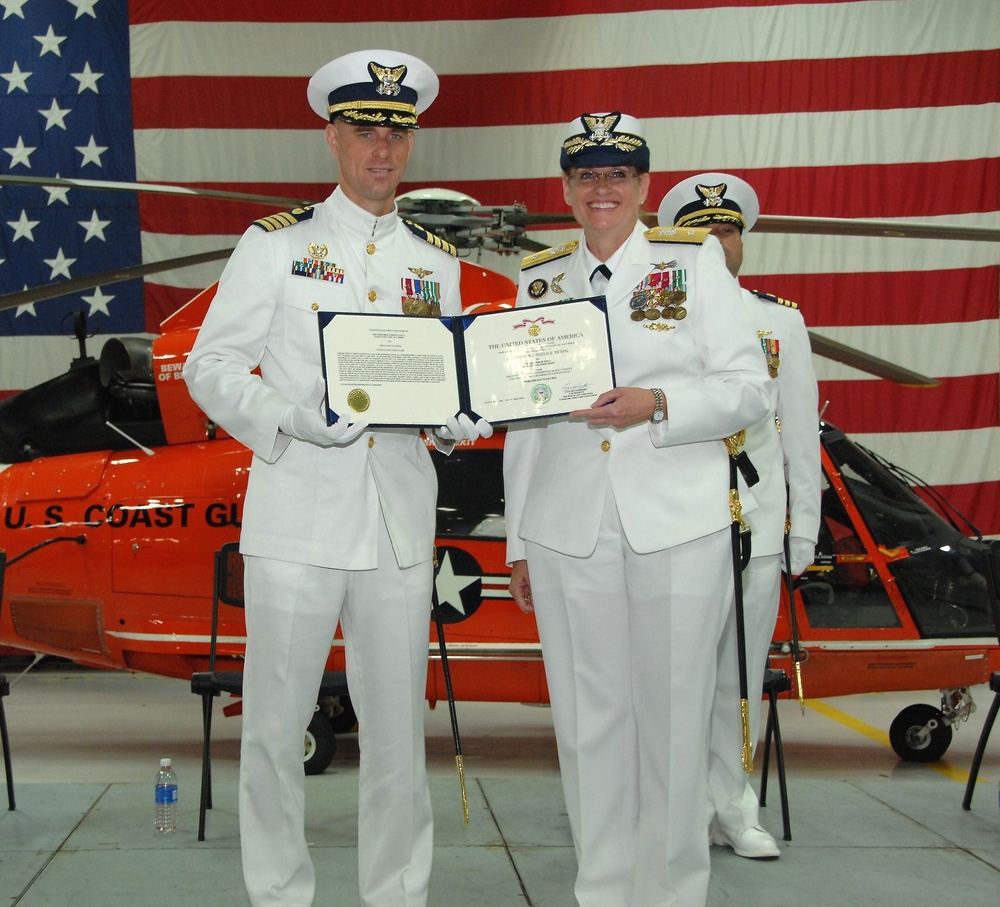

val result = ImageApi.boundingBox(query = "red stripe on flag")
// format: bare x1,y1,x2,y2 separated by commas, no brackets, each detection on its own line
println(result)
914,482,1000,538
134,157,999,238
818,375,1000,433
129,0,859,25
757,267,999,328
131,50,1000,130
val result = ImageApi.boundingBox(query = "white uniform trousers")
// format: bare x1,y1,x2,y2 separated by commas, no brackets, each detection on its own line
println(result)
707,553,782,834
239,518,434,907
526,483,733,907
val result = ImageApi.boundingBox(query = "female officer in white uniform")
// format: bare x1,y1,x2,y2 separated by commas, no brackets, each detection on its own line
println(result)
504,114,770,907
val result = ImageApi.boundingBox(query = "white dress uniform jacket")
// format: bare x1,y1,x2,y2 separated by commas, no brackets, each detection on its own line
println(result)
741,288,821,556
184,186,462,569
504,222,771,563
709,287,822,842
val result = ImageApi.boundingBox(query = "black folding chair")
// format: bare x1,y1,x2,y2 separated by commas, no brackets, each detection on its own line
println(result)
962,539,1000,810
758,665,791,840
190,542,349,840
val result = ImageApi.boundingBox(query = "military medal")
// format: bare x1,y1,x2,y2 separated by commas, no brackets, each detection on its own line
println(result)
401,274,442,316
759,332,780,377
631,265,688,327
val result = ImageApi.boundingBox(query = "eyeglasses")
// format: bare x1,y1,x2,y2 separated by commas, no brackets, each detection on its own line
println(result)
568,169,640,186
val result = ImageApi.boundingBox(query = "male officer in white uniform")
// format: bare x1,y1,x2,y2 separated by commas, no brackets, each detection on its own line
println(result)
504,114,770,907
659,173,822,859
185,49,487,907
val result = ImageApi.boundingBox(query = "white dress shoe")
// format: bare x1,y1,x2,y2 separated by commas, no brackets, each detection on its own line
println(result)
712,824,780,859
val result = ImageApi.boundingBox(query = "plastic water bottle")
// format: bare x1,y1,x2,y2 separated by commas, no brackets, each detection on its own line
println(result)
154,757,178,833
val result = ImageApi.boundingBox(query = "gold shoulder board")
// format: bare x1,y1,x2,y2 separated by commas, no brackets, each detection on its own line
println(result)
644,225,711,245
252,206,315,232
750,289,799,310
403,219,458,257
520,240,579,271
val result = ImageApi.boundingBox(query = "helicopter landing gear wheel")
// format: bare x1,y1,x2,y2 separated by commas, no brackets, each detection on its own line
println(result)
889,703,953,762
328,695,357,734
304,710,336,775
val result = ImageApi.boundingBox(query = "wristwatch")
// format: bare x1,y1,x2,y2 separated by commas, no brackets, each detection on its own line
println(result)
650,387,665,423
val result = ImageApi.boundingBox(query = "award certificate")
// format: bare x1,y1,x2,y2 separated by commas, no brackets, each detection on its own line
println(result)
318,296,614,427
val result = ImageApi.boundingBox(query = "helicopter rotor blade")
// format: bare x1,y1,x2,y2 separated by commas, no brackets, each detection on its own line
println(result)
0,174,313,209
807,331,939,387
0,249,235,312
631,210,1000,242
755,215,1000,243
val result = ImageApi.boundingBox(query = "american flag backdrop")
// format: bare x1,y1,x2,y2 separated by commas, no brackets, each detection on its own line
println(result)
1,0,999,532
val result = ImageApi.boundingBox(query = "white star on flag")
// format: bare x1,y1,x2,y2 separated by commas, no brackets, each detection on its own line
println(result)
4,136,35,167
82,286,114,317
78,209,110,241
68,0,101,19
39,99,71,131
43,248,77,280
75,135,107,167
2,61,31,92
7,209,39,241
34,25,67,57
1,0,29,20
70,62,102,93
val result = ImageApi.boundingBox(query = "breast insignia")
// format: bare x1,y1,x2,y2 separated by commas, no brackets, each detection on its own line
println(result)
253,206,316,232
750,289,799,310
403,219,458,257
520,241,579,271
644,226,711,245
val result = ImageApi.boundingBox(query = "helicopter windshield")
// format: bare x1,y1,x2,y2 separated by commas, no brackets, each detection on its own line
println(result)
814,426,997,639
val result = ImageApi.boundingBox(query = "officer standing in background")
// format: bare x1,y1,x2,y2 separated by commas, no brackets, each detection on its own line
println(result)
659,173,822,859
505,114,770,907
185,49,486,907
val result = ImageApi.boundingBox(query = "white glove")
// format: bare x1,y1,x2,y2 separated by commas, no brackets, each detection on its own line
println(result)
280,378,368,447
437,413,494,442
782,536,815,577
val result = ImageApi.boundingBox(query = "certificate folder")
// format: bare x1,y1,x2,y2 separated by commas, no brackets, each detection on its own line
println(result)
318,296,615,428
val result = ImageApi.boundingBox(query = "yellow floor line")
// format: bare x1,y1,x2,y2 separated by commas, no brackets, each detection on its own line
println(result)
804,698,981,783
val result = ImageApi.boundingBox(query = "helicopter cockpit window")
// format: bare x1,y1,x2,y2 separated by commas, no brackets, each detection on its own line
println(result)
808,427,998,638
801,476,901,629
432,447,506,539
822,434,952,548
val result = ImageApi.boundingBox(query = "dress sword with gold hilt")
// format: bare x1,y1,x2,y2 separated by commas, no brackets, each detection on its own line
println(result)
724,430,759,774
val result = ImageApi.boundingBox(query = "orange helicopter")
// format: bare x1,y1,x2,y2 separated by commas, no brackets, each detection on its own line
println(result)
1,180,998,773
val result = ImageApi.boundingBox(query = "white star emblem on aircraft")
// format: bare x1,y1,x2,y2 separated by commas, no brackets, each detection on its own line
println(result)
434,549,480,615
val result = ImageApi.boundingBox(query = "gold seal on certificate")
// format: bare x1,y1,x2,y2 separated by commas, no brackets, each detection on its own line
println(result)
317,297,615,427
347,389,371,413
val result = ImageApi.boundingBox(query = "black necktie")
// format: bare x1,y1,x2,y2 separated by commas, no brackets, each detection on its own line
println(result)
590,264,612,293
